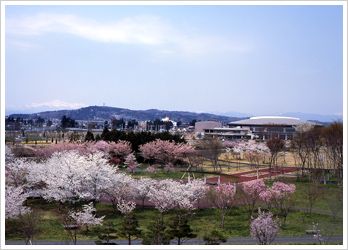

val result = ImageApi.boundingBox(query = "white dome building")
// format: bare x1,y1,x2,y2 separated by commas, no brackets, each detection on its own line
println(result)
228,116,316,140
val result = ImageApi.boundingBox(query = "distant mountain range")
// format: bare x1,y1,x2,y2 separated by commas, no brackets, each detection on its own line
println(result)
7,106,342,124
278,112,342,123
7,106,244,124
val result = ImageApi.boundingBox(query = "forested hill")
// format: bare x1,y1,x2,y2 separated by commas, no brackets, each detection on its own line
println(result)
8,106,244,123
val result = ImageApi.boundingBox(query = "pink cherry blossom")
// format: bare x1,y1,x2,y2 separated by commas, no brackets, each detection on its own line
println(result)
250,210,279,245
135,178,157,208
242,179,267,198
5,158,29,188
117,200,136,214
103,173,137,210
148,179,206,213
211,184,236,210
207,183,236,228
109,141,133,160
124,153,138,173
27,151,117,203
5,185,31,219
241,179,267,217
69,202,104,227
270,182,296,199
259,189,274,203
259,182,296,203
139,139,195,165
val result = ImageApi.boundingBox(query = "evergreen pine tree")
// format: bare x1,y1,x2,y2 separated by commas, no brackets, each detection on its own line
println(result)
85,131,95,141
167,213,196,245
95,134,101,141
142,216,171,245
94,221,118,245
203,229,227,245
119,213,141,245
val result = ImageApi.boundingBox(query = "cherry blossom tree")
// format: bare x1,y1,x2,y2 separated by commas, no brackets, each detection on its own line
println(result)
224,140,270,156
103,173,137,211
148,179,206,213
6,184,41,245
117,200,136,215
117,200,141,245
92,140,111,153
5,185,31,219
27,151,116,204
124,153,138,173
109,140,133,164
84,152,118,203
5,158,29,188
207,183,236,228
241,179,267,218
139,139,194,167
135,178,157,208
65,202,104,244
33,140,132,163
259,181,296,223
139,140,161,164
5,145,15,163
69,202,105,229
250,210,279,245
147,179,206,244
35,143,86,158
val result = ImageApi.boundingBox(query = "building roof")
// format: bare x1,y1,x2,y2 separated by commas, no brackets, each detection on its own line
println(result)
195,121,222,133
229,116,313,126
204,127,250,131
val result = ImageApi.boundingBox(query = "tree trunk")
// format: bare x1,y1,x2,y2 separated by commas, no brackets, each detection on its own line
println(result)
220,211,225,228
128,235,131,245
74,230,77,245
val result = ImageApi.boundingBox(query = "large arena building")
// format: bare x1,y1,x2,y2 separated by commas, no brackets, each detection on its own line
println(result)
228,116,316,140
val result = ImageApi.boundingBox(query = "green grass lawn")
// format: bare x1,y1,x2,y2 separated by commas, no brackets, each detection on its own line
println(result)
6,178,343,243
126,164,208,180
272,177,343,217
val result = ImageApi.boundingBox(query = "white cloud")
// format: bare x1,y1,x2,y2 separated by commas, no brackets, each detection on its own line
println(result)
6,13,251,56
25,100,85,110
7,13,169,45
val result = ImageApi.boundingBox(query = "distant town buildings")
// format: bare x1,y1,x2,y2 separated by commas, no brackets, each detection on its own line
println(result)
4,113,320,144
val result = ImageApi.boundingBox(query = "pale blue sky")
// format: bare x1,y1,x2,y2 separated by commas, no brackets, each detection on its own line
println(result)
5,5,343,116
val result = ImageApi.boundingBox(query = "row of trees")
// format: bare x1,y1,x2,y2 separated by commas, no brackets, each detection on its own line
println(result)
5,148,206,244
14,138,195,173
292,122,343,183
5,146,295,245
88,129,185,152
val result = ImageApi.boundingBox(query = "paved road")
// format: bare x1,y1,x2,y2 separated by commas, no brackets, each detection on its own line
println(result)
5,235,343,245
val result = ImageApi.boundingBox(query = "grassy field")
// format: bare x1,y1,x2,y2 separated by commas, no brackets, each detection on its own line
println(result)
5,202,342,242
126,164,215,180
6,178,343,243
